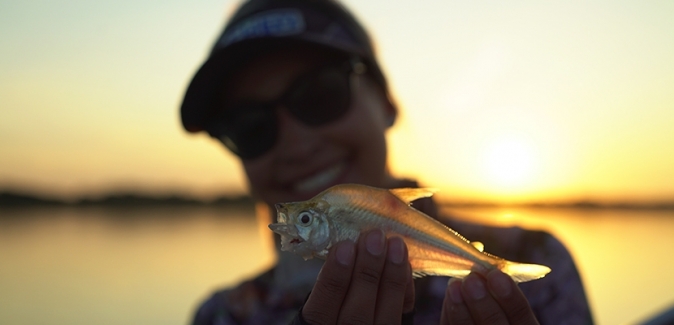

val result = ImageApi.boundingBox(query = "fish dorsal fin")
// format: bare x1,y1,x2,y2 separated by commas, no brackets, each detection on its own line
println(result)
471,241,484,252
389,188,438,205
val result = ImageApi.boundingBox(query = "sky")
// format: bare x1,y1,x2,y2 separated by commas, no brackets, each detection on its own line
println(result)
1,0,673,203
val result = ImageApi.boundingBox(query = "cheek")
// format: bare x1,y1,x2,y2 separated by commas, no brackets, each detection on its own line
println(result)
330,90,390,180
347,82,391,152
343,121,387,163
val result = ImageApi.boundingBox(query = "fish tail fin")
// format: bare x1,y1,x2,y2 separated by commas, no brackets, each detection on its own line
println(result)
499,261,551,283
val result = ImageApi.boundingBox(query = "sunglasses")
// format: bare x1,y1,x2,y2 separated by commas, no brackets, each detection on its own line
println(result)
206,58,367,159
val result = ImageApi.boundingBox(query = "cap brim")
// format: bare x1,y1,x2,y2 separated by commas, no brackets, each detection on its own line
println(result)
180,37,364,133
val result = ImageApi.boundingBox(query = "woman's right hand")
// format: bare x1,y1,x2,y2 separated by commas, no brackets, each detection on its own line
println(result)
300,229,415,325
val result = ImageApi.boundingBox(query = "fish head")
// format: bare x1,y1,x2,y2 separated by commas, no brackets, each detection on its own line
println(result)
269,199,331,260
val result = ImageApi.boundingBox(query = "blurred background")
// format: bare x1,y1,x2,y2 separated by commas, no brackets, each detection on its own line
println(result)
1,0,673,324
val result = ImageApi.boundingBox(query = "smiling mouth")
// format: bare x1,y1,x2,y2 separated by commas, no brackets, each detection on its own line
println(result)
294,161,346,193
290,238,303,244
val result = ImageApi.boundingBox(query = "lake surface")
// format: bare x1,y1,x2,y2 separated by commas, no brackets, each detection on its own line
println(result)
1,205,673,325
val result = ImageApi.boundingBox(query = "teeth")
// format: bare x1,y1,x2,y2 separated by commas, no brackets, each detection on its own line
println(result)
294,162,344,193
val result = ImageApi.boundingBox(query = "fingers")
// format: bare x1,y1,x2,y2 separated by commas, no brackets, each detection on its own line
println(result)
402,263,415,314
485,270,539,325
441,278,474,325
302,230,414,325
460,273,510,324
337,229,388,324
373,236,413,325
302,239,356,325
441,270,539,325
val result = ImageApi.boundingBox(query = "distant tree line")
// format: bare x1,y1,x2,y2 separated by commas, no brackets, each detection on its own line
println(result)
0,191,254,207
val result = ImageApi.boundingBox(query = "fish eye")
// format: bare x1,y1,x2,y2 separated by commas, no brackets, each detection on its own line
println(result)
298,212,312,226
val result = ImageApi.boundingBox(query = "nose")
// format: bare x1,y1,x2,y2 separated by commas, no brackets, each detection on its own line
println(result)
275,108,319,160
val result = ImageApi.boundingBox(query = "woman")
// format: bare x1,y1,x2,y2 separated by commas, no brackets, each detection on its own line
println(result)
180,0,593,324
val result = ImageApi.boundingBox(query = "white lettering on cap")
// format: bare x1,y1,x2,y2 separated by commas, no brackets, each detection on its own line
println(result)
219,9,305,47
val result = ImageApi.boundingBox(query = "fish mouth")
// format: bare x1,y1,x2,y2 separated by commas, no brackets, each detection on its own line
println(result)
269,223,303,251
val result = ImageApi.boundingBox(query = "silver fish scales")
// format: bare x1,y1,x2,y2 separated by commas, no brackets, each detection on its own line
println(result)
269,184,550,282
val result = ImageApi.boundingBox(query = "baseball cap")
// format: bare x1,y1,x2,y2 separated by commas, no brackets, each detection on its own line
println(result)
180,0,388,133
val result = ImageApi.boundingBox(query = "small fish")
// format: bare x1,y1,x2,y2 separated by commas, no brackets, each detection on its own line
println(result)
269,184,551,282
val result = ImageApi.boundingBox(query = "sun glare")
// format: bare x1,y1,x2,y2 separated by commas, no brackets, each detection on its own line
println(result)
482,137,536,188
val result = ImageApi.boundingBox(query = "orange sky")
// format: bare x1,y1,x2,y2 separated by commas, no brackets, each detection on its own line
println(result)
1,0,673,203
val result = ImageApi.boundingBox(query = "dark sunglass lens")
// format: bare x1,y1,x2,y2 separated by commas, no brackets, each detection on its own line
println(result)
287,68,350,126
217,109,277,159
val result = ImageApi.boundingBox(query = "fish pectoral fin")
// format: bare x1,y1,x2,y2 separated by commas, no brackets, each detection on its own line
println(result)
471,241,484,252
389,188,439,205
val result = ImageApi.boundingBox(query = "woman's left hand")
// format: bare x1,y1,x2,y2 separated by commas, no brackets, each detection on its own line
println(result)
441,269,540,325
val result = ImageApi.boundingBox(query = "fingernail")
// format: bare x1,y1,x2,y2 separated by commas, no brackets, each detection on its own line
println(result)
448,278,463,304
387,237,405,264
366,229,385,256
336,241,354,266
464,274,486,300
488,270,512,297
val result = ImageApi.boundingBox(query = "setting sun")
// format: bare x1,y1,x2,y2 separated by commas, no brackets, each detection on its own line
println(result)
482,136,536,188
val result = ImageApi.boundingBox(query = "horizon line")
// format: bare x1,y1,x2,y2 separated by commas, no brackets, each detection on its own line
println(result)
2,190,674,210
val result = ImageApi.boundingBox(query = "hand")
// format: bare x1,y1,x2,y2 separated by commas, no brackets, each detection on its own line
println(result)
441,270,539,325
301,229,415,325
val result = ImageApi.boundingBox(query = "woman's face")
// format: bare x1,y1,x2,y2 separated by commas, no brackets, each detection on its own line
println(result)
223,48,396,206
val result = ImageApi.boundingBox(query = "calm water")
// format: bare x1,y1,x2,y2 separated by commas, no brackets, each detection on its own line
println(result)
1,205,673,325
